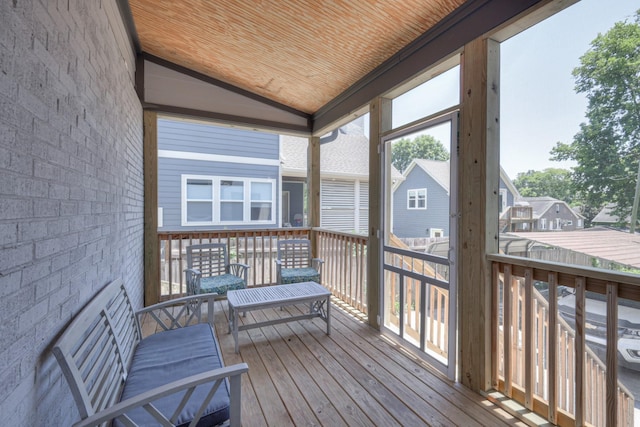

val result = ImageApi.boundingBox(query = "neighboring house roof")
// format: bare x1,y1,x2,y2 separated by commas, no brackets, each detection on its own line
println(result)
592,203,627,224
399,159,450,193
522,196,585,220
499,166,523,201
281,131,403,181
508,228,640,268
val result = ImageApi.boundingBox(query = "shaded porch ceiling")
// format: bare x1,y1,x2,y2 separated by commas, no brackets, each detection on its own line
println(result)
128,0,466,116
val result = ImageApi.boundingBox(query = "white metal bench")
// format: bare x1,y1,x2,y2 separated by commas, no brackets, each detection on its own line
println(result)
52,278,248,427
227,281,331,353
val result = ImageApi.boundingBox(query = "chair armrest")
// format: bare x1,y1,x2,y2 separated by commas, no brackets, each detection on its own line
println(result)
184,268,202,295
135,293,217,334
73,363,249,427
228,263,250,282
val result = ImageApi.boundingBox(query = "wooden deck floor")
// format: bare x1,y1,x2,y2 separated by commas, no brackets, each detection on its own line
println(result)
143,297,526,426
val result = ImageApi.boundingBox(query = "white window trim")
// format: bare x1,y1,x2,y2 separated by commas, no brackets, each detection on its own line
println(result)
407,188,427,210
539,218,546,230
181,174,276,226
429,228,444,238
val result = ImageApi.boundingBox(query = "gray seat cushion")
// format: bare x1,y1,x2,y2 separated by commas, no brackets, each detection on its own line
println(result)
116,323,230,427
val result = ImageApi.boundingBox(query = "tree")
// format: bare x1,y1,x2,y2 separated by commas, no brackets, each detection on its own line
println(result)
513,168,574,203
391,135,449,173
551,11,640,230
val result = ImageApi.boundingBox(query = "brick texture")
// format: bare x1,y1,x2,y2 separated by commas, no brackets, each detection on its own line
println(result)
0,1,143,425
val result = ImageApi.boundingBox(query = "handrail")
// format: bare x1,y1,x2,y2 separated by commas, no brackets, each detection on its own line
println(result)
488,254,640,297
491,256,637,426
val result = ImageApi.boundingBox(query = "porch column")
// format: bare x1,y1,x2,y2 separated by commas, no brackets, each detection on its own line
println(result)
368,97,392,329
307,136,320,257
143,110,160,306
458,37,500,390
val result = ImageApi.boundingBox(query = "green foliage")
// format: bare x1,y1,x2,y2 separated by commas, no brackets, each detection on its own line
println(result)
513,168,574,203
551,10,640,222
391,135,449,173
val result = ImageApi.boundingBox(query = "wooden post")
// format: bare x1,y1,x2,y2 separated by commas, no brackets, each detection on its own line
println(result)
307,136,320,258
605,282,618,427
368,97,391,329
143,110,159,306
575,277,586,427
458,36,500,391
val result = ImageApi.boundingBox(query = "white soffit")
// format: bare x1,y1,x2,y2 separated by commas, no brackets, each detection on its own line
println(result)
144,60,309,129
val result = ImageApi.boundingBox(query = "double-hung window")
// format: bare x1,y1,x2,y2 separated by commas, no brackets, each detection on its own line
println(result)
184,178,214,225
182,175,275,226
407,188,427,209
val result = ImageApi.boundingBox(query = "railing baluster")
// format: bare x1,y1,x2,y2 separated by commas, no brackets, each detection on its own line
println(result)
575,277,586,427
524,268,533,410
548,271,558,424
606,282,618,427
503,264,513,397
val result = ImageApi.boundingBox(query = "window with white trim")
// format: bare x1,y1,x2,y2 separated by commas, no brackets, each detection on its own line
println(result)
407,188,427,209
539,218,547,230
181,175,276,226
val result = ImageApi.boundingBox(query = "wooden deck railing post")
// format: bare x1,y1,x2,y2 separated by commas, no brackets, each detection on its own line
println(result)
368,96,391,329
143,110,159,306
605,282,618,427
308,136,320,259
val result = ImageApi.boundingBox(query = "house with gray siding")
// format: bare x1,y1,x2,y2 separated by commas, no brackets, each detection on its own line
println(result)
523,197,585,231
392,159,451,238
157,118,280,230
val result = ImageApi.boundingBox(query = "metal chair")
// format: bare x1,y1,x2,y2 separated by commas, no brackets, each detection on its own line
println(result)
185,243,249,296
275,239,323,285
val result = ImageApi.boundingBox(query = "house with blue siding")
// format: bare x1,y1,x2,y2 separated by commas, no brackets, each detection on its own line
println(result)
392,159,451,239
157,117,280,230
394,162,522,238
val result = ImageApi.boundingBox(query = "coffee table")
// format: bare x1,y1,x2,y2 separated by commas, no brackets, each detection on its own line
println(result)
227,281,331,353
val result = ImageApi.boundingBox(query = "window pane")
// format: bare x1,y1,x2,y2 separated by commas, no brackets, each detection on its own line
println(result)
187,180,212,200
186,201,212,222
221,201,243,221
251,202,272,220
220,180,243,200
251,182,272,201
392,64,460,129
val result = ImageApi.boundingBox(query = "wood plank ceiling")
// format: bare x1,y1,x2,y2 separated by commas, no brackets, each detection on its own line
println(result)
128,0,466,115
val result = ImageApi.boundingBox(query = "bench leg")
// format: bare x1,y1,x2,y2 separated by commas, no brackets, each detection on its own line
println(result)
233,308,240,353
326,296,331,335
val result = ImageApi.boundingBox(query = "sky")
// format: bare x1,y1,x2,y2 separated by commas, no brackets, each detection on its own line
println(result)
499,0,639,179
364,0,640,180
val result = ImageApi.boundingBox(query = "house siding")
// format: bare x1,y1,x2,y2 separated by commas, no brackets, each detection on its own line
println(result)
158,118,279,159
536,202,583,231
157,119,280,230
0,2,143,426
393,168,450,238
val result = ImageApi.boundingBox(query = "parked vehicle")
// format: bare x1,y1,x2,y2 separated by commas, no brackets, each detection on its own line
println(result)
558,290,640,371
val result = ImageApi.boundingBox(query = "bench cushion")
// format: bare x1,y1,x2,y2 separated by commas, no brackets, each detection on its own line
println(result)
280,267,320,284
116,323,230,427
200,274,246,295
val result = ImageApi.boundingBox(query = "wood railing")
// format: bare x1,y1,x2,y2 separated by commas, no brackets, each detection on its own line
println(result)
314,228,368,314
158,228,311,299
489,254,638,427
157,228,369,317
383,235,452,372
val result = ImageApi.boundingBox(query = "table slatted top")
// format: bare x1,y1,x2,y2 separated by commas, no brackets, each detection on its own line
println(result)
227,282,330,309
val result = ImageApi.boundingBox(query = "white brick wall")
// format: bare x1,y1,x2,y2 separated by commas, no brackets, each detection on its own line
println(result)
0,1,143,425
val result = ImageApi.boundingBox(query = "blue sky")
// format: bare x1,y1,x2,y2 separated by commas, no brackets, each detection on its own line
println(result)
500,0,639,178
373,0,639,180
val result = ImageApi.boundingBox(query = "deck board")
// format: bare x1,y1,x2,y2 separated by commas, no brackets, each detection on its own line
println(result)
143,298,526,426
